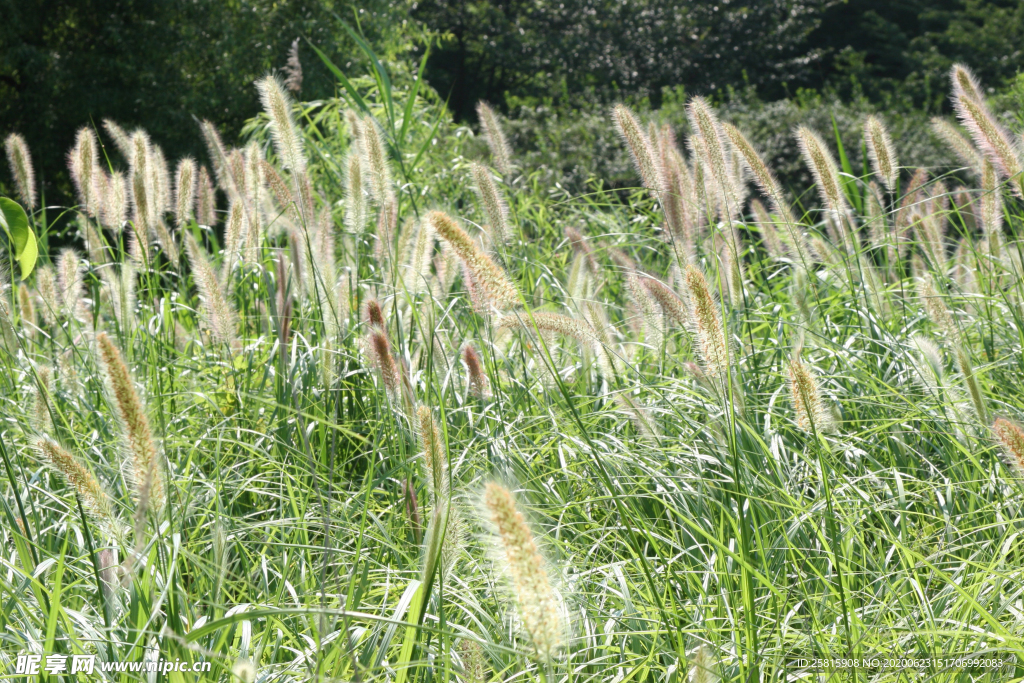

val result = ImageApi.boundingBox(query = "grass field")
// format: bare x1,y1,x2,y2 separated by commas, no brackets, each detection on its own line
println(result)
1,55,1024,683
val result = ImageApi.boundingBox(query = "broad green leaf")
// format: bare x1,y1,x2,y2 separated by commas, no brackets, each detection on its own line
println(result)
0,197,38,279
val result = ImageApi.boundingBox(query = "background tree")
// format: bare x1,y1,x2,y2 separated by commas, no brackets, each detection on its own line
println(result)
0,0,415,206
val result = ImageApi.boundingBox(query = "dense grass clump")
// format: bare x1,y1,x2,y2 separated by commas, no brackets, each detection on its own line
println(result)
2,59,1024,683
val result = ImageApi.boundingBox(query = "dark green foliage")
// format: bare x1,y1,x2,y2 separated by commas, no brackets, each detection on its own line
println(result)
414,0,828,120
0,0,411,205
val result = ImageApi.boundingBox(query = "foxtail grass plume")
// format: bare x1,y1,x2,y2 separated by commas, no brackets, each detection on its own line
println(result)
688,98,738,220
102,119,133,160
37,438,120,538
951,63,984,102
102,171,128,231
36,265,58,325
199,120,241,201
723,123,794,228
627,272,663,349
4,133,37,209
429,211,519,309
31,365,54,433
684,265,728,379
196,166,217,225
367,328,401,398
69,127,99,216
788,355,835,433
147,143,171,224
184,232,238,348
56,249,86,322
481,482,565,661
615,393,660,439
256,76,306,178
914,212,947,272
406,220,436,295
284,38,303,93
930,118,982,175
344,150,367,233
919,275,958,343
614,104,663,198
459,640,488,683
951,65,1024,197
980,161,1004,260
498,311,594,346
366,298,385,329
796,126,846,215
471,162,510,245
417,405,448,500
992,418,1024,477
17,283,35,336
689,646,721,683
101,264,136,330
659,146,696,263
864,115,899,192
174,158,197,228
462,342,489,398
640,275,689,327
476,101,513,177
96,332,165,512
361,116,392,207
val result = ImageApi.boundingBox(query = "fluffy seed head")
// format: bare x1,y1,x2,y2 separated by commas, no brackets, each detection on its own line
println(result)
993,417,1024,477
184,232,238,348
931,118,982,175
796,126,846,214
284,38,303,94
96,332,164,512
980,161,1004,260
788,357,834,433
416,405,447,500
462,342,489,398
344,150,367,233
68,127,99,216
101,264,137,330
613,104,663,197
56,249,85,322
5,133,37,209
471,162,510,245
641,276,689,327
476,101,513,177
102,119,133,160
429,211,519,309
723,122,785,213
919,275,958,344
196,166,217,226
953,83,1024,197
361,117,392,206
36,265,58,325
498,312,595,345
174,158,197,228
864,115,899,192
37,438,120,537
256,76,307,177
950,63,984,103
102,171,128,231
365,299,385,329
684,265,728,378
481,482,564,661
368,328,400,397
